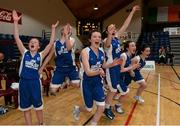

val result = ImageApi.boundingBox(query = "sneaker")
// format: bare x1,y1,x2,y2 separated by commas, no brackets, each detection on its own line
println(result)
134,96,144,103
73,105,80,120
114,104,124,114
104,107,115,120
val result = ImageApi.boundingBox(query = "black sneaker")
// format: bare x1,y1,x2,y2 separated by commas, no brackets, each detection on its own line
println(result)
104,107,115,120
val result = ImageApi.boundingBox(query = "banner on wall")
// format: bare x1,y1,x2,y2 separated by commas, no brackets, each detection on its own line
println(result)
0,8,22,24
142,61,155,71
148,6,180,23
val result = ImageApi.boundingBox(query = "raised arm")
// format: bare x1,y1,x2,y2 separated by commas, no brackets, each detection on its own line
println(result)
12,10,26,55
40,21,59,59
104,24,115,48
39,47,55,74
117,5,140,37
64,24,75,51
81,49,104,77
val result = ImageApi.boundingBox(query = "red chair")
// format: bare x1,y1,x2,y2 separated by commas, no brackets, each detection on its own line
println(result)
45,65,54,79
0,74,18,108
41,69,50,96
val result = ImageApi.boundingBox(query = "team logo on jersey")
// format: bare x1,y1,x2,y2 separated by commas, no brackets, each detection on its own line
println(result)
58,46,68,55
115,44,121,54
25,59,39,70
91,61,102,70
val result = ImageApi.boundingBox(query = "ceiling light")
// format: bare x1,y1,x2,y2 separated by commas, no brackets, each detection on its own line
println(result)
93,4,98,10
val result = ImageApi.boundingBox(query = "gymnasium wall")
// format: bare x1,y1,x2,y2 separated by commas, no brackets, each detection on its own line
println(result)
0,0,83,49
104,0,142,40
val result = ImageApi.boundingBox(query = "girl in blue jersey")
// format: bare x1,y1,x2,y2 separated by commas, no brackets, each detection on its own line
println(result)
103,5,140,119
114,41,140,114
13,10,59,125
39,23,80,95
73,30,120,125
130,44,151,103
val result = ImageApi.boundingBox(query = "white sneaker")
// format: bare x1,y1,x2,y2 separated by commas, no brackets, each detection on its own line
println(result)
73,105,80,120
113,94,120,100
134,96,145,103
114,104,124,114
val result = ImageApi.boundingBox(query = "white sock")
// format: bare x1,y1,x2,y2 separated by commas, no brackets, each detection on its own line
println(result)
105,104,110,109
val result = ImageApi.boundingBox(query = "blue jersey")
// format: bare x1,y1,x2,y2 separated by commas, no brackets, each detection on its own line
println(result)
105,37,121,63
54,39,75,68
19,50,42,79
121,52,131,70
83,47,104,80
134,55,146,72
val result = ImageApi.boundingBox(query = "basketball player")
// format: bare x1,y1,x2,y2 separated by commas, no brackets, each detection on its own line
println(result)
39,23,80,95
114,41,140,114
130,44,151,103
73,30,121,125
12,10,59,125
103,5,140,120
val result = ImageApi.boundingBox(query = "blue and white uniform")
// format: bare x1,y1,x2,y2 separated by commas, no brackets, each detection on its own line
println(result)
81,47,105,111
51,39,80,88
104,37,121,92
133,55,146,83
118,52,132,95
19,50,43,111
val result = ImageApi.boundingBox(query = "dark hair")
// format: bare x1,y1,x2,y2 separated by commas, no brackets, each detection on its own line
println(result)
123,40,134,52
28,37,40,43
88,30,101,39
102,30,108,40
136,44,150,55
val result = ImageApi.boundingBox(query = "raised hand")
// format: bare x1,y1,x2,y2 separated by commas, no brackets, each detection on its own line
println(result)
12,10,21,22
132,5,140,12
64,25,69,36
64,23,72,37
52,20,59,28
107,24,115,35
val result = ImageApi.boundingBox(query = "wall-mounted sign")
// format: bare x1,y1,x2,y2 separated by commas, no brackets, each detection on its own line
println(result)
0,8,22,24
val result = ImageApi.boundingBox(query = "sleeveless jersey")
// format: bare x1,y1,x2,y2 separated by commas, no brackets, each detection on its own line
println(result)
19,50,42,79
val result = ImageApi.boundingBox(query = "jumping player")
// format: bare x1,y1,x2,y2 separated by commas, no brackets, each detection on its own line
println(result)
115,41,140,114
131,44,151,103
39,23,80,95
73,30,121,125
103,5,140,120
13,10,59,125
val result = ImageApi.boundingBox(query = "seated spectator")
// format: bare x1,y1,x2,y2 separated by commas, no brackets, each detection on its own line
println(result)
158,46,166,65
166,47,174,66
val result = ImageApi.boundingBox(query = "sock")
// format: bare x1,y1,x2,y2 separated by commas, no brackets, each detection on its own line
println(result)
105,104,110,109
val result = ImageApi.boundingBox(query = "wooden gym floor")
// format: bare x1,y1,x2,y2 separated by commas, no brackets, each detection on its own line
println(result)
0,65,179,125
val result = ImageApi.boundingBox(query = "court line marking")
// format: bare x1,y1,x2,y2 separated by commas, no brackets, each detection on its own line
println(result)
124,101,138,126
171,66,180,80
82,115,93,126
141,71,180,85
156,73,160,126
124,71,151,126
130,87,180,106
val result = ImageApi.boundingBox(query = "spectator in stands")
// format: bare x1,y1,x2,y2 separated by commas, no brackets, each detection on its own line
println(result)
166,47,174,66
158,46,166,65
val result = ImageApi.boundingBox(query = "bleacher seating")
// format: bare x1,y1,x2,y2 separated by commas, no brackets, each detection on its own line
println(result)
137,31,170,62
